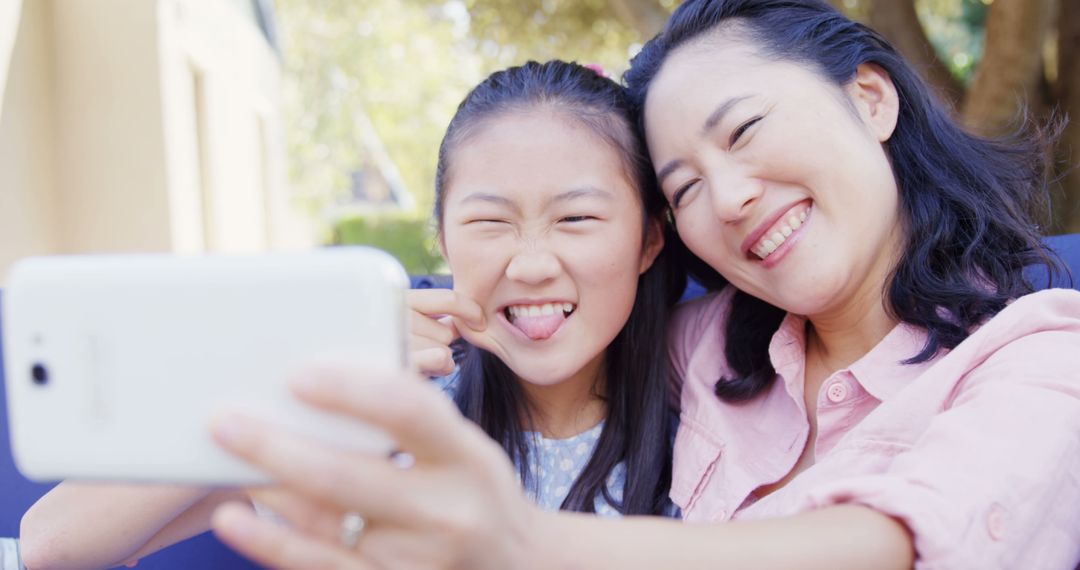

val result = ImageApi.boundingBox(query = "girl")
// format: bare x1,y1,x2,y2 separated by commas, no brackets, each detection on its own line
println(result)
19,61,680,569
207,1,1080,569
404,59,679,516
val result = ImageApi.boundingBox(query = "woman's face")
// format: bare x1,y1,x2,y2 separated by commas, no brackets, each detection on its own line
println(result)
643,35,903,318
441,110,661,388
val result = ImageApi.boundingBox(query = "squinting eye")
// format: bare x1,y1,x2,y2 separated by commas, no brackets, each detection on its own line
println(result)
730,116,763,146
559,215,597,223
671,180,699,209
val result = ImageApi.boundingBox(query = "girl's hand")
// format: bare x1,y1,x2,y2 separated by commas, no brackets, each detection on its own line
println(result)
209,365,538,570
406,289,486,377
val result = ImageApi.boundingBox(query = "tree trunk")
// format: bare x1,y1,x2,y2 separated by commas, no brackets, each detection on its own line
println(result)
608,0,668,39
868,0,963,109
961,0,1054,135
1057,0,1080,233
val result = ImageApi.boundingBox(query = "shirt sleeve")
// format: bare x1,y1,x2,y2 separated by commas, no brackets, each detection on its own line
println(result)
799,328,1080,569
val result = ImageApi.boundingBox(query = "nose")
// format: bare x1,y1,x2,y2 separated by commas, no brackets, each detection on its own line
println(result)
505,247,561,285
707,167,762,224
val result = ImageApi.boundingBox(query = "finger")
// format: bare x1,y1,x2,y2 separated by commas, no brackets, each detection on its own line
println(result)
409,333,455,353
412,346,455,377
211,413,416,523
289,366,482,464
247,488,344,543
212,502,368,570
409,312,457,347
407,289,485,329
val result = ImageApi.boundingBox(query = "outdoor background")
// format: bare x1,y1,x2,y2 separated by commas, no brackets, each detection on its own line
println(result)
281,0,1080,273
1,0,1077,279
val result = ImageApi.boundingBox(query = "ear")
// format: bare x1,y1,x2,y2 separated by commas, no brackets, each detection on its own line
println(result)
847,63,899,143
638,218,665,275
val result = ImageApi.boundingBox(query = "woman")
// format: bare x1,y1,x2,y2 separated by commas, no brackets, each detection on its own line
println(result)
208,1,1080,568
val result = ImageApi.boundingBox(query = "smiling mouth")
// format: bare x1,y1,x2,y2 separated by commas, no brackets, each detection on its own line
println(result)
749,203,811,261
503,302,577,341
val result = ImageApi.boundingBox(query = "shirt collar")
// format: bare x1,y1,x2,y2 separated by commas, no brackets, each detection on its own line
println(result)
768,313,938,404
847,322,938,401
768,312,809,409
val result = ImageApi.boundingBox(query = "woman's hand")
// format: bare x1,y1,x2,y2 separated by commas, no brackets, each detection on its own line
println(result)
406,289,486,377
208,365,538,570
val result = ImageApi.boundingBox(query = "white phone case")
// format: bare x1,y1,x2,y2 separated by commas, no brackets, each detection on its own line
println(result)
2,247,408,485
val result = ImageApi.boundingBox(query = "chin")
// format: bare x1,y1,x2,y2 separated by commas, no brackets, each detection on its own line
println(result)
506,360,585,388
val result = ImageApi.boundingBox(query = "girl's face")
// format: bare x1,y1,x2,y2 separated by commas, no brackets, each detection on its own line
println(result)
441,110,662,388
643,36,904,318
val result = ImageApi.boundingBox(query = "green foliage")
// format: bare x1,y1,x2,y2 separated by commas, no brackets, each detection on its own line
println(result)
831,0,989,83
274,0,655,219
332,213,445,275
918,0,989,82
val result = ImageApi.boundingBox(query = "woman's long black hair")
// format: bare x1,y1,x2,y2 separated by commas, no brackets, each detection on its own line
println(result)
624,0,1067,403
433,60,684,514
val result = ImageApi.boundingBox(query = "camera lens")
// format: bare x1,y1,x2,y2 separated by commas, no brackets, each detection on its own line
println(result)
31,363,48,385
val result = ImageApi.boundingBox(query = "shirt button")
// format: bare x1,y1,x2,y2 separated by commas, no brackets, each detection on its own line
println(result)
825,382,848,403
987,504,1007,540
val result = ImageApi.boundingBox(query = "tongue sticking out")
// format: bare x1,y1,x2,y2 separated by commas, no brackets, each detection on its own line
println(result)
510,313,567,340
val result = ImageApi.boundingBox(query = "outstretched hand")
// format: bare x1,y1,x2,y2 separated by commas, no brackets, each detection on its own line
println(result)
209,365,539,570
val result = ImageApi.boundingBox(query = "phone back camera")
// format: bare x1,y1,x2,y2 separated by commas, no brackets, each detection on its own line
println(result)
31,363,48,385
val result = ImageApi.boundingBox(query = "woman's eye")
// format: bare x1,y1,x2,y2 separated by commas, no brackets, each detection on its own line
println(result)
671,180,699,209
729,116,763,147
559,215,597,223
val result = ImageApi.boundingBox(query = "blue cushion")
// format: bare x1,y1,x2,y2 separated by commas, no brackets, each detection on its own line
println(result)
1024,234,1080,289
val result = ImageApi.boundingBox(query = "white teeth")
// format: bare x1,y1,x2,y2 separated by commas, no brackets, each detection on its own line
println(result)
752,206,810,260
507,302,577,319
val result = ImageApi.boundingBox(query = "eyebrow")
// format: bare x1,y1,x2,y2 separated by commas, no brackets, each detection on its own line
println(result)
655,94,754,188
455,187,612,211
547,187,613,206
458,192,516,207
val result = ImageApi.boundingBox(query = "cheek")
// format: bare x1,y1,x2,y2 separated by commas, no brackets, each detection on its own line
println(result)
443,234,503,298
566,226,645,282
676,211,731,267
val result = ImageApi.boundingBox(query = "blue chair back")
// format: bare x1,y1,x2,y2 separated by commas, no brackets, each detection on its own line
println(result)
1025,233,1080,288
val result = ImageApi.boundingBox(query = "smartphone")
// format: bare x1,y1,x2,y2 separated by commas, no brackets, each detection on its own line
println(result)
2,247,408,485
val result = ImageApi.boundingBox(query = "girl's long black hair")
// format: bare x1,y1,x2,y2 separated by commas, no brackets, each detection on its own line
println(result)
434,60,684,514
624,0,1067,403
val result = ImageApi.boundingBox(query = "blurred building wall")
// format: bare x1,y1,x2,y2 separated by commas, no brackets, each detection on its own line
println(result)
0,0,311,284
0,0,19,107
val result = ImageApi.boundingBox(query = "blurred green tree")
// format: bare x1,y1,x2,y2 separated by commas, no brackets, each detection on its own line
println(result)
275,0,674,272
277,0,1080,264
832,0,1079,233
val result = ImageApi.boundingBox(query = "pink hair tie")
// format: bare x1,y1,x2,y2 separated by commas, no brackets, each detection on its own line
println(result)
584,63,609,78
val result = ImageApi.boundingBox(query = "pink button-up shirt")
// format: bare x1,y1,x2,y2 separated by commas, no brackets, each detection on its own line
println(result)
670,287,1080,569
